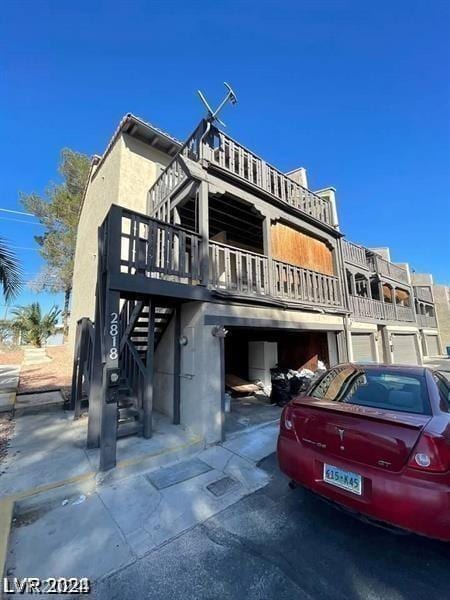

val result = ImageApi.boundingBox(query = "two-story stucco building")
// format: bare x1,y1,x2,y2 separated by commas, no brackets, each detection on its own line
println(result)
70,112,444,470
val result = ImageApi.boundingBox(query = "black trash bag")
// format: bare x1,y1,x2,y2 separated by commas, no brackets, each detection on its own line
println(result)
289,375,310,398
270,368,290,406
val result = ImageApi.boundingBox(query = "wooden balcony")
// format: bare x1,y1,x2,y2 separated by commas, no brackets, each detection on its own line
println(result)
417,313,438,328
342,240,370,269
148,122,334,229
370,255,409,285
209,241,341,307
414,286,434,303
106,206,343,310
349,295,415,323
205,131,333,226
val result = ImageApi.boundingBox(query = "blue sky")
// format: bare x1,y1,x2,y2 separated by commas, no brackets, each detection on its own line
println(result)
0,0,449,316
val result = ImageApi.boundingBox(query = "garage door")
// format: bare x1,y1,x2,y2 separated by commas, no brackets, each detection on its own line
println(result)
392,334,419,365
352,333,375,363
425,335,440,357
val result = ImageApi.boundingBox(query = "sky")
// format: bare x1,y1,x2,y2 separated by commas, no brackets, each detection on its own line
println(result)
0,0,449,317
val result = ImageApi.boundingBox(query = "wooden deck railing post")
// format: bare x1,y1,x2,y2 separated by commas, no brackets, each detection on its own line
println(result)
198,181,210,285
262,213,273,295
144,300,156,438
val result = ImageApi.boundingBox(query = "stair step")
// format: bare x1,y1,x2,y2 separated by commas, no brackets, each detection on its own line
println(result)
117,421,143,438
118,407,141,420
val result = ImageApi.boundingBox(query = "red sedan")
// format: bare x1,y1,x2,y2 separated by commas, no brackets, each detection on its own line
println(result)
277,364,450,540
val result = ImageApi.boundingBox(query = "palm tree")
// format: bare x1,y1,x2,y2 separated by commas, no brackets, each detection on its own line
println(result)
0,237,22,301
11,303,61,347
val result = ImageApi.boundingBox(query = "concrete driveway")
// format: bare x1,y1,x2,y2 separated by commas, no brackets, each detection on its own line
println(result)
93,453,450,600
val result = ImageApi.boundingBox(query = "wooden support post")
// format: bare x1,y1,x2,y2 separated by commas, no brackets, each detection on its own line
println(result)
99,207,122,471
262,213,273,295
70,320,82,412
99,289,120,472
144,300,155,438
74,320,85,419
87,227,106,449
173,307,181,425
392,286,398,320
198,181,209,285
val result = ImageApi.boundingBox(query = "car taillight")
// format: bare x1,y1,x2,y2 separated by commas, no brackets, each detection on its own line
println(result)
408,433,450,473
281,406,294,434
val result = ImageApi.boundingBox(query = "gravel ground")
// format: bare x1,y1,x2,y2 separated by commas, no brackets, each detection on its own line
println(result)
0,349,23,365
18,346,72,398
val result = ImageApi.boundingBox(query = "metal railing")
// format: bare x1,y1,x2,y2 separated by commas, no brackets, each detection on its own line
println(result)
342,240,370,269
349,295,415,322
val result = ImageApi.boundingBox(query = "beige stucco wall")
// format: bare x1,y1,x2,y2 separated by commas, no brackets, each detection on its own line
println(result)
69,133,172,352
434,285,450,349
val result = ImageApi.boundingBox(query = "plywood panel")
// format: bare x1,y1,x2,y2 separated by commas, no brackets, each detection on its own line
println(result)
271,223,334,275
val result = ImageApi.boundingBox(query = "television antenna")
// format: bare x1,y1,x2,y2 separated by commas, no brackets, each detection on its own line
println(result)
197,82,237,127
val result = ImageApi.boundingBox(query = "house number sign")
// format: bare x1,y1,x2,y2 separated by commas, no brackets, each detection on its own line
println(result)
109,312,119,360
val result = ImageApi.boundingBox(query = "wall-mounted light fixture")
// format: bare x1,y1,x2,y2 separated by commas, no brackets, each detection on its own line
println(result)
211,325,228,339
179,335,188,346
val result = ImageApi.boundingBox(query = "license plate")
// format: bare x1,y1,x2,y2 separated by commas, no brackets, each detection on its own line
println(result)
323,463,362,495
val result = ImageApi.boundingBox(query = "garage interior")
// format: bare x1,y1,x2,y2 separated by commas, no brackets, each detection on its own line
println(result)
224,327,330,437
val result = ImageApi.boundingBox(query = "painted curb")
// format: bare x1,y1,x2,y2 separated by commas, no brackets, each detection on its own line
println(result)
0,498,13,582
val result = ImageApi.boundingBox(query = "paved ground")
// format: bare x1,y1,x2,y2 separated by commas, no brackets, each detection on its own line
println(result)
6,425,276,589
225,395,281,437
93,453,450,600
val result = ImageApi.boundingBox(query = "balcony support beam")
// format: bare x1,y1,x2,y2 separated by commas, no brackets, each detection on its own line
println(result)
198,181,209,285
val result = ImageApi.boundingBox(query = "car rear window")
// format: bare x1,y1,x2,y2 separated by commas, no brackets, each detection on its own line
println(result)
309,366,431,415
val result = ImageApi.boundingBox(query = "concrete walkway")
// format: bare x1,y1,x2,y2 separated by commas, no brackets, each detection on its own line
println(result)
0,407,203,500
5,421,277,584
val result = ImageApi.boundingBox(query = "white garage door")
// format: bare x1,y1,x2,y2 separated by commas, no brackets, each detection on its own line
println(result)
352,333,375,363
392,334,419,365
425,335,440,357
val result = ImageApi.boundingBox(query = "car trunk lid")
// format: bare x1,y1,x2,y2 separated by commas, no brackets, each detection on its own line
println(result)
290,397,431,472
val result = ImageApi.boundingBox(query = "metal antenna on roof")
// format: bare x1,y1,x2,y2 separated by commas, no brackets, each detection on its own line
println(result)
197,82,237,127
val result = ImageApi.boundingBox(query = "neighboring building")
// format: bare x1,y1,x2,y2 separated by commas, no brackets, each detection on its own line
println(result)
70,112,445,470
411,272,442,358
433,284,450,351
342,241,424,364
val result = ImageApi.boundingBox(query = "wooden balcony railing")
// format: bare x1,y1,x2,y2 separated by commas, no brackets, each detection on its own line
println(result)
349,295,415,323
209,241,270,296
149,155,188,220
108,207,343,309
342,240,370,269
118,208,202,283
209,241,341,308
414,286,434,303
205,130,333,226
370,255,409,284
272,259,341,306
417,313,438,328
